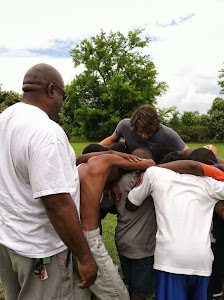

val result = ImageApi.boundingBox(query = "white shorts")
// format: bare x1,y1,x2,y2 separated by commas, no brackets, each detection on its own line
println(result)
73,227,129,300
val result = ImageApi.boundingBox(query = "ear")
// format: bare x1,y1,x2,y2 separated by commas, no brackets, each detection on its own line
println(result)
47,83,54,99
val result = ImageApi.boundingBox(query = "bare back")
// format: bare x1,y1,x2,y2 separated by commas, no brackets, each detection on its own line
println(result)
78,154,155,228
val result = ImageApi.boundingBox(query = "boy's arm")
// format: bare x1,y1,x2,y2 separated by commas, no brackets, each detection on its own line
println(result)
157,160,204,176
218,164,224,172
76,150,141,165
125,199,139,211
158,160,224,182
114,156,156,171
215,201,224,221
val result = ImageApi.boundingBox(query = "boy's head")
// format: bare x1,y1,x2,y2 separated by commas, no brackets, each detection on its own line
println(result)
130,105,162,140
108,142,128,153
187,148,218,165
82,143,107,154
107,166,121,185
132,148,153,160
107,148,153,184
160,151,185,164
150,145,178,164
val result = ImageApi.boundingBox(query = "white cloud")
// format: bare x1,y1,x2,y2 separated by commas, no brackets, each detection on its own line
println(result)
0,0,223,114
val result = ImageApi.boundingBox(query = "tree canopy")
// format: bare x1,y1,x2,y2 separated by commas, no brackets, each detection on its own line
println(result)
60,29,168,140
0,85,21,113
218,63,224,94
207,98,224,142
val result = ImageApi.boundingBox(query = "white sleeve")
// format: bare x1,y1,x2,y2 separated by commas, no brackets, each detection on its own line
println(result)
29,142,78,198
128,167,156,206
208,178,224,201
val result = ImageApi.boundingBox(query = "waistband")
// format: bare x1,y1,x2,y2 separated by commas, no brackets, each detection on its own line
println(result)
81,225,97,231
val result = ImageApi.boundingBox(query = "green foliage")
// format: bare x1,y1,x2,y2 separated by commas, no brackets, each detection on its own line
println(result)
0,86,21,113
159,107,212,143
61,29,168,140
158,106,177,126
207,98,224,142
218,63,224,94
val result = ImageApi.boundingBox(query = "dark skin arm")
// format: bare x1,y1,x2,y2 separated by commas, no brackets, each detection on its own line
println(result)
125,199,139,212
126,160,205,212
76,150,141,165
157,160,204,175
41,193,98,288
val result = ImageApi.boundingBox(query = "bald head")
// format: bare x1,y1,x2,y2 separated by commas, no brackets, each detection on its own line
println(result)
22,63,64,92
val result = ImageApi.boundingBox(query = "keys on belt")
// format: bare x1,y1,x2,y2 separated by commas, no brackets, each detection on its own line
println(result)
34,257,50,280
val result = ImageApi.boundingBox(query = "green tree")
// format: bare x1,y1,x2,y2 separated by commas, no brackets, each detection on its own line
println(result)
181,111,200,127
60,29,168,140
164,108,210,143
158,106,177,126
218,63,224,94
208,98,224,141
0,86,21,113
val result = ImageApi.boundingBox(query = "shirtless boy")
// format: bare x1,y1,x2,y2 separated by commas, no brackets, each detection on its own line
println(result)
73,152,155,300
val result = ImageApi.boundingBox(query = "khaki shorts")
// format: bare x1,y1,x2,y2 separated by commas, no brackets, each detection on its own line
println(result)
0,245,73,300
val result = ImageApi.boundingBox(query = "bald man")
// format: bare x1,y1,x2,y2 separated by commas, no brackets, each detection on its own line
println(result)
0,63,97,300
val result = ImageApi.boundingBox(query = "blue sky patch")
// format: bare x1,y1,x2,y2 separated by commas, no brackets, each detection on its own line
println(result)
29,39,76,58
157,13,195,27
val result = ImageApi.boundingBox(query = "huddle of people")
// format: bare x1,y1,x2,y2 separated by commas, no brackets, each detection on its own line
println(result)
0,63,223,300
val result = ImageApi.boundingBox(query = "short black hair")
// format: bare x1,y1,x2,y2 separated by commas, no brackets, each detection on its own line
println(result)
82,144,107,154
160,151,185,164
150,145,178,164
132,148,152,159
108,142,129,153
187,148,217,165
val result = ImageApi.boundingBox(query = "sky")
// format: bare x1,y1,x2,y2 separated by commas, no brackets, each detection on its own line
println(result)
0,0,223,114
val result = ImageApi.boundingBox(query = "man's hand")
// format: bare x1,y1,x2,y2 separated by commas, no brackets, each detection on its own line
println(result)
77,257,98,288
41,193,98,288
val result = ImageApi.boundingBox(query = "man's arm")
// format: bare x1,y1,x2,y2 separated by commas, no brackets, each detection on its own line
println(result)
182,144,189,152
41,193,97,288
99,133,118,146
157,160,204,176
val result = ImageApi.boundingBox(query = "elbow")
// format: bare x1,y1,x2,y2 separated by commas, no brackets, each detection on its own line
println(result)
125,199,138,211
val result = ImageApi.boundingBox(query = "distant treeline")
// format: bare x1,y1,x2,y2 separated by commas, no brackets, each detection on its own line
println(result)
1,86,224,143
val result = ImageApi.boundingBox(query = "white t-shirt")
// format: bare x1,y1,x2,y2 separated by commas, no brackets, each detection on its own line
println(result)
128,166,224,276
0,103,80,258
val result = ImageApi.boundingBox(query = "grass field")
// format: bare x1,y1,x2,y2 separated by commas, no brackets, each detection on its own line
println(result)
0,142,223,299
71,142,224,158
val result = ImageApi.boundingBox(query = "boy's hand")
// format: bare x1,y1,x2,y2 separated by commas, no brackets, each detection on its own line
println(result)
135,172,145,187
106,184,122,201
109,150,142,162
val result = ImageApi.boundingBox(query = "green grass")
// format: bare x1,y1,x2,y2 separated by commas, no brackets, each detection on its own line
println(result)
0,142,222,299
188,143,224,158
70,142,98,157
71,142,224,158
0,284,3,300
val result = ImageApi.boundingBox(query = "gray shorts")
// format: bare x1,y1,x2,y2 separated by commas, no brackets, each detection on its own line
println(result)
0,245,73,300
73,227,129,300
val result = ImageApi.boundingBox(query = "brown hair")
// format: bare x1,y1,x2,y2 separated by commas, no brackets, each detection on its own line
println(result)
130,105,162,135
